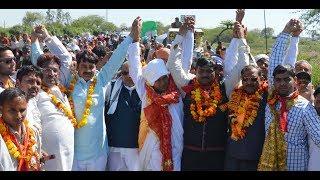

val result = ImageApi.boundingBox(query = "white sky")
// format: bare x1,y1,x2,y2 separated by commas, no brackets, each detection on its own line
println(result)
0,9,309,37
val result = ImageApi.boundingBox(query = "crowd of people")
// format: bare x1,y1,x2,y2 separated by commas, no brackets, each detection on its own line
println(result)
0,9,320,171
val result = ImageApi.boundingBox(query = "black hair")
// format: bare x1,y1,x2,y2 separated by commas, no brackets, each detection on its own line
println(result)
272,64,295,78
16,65,43,82
314,86,320,97
0,45,12,58
92,45,106,58
76,50,99,65
37,53,61,68
196,57,215,69
241,65,262,77
0,88,27,106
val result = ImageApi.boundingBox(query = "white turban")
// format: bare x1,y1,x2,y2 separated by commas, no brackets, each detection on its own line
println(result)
142,59,169,86
254,54,269,62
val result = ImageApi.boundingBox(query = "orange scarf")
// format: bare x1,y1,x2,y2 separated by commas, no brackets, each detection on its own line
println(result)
144,75,180,171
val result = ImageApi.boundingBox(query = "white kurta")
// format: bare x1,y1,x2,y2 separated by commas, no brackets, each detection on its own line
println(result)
36,86,74,171
308,136,320,171
127,42,184,171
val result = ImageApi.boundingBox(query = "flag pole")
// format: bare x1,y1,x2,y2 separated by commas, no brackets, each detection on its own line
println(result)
264,9,268,54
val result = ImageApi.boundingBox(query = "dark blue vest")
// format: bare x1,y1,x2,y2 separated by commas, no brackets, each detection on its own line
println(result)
106,86,141,148
226,92,267,160
182,82,229,150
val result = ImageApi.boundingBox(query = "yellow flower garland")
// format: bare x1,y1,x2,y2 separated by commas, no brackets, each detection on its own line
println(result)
0,119,40,171
190,79,222,123
68,76,97,129
42,86,78,128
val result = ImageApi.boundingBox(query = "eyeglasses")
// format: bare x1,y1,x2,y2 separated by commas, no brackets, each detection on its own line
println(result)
121,71,129,75
0,57,16,64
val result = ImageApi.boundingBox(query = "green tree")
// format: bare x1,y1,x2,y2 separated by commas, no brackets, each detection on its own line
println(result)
156,21,170,35
71,15,117,34
300,9,320,29
261,27,274,38
45,9,56,24
22,12,44,27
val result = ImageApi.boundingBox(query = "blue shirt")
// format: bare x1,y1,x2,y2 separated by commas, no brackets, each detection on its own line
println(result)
31,35,133,161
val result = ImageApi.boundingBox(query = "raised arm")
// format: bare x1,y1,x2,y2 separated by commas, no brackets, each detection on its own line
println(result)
282,20,303,67
30,31,44,66
167,18,195,89
268,20,294,88
98,17,141,86
31,25,73,86
181,30,194,72
224,21,250,98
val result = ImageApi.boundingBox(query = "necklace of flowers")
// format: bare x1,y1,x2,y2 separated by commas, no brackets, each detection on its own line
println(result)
42,84,78,128
68,75,97,129
229,82,268,141
0,118,40,171
190,78,222,123
267,89,299,132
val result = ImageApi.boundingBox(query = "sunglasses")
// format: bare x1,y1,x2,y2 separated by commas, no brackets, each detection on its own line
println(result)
0,57,16,64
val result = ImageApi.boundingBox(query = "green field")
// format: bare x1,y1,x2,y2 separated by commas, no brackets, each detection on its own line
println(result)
205,29,320,87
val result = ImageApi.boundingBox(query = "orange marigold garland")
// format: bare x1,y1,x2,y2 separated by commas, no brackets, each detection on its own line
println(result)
0,118,40,171
229,82,268,141
190,78,222,123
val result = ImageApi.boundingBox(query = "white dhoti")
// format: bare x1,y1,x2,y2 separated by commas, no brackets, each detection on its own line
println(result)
308,136,320,171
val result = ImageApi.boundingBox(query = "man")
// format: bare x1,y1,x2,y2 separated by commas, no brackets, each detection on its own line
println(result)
171,17,182,28
0,46,16,93
254,54,269,81
105,62,141,171
258,19,320,171
295,60,312,74
127,17,184,171
296,71,314,103
0,88,42,171
15,65,43,135
308,86,320,170
32,18,140,171
167,17,228,170
222,9,268,171
19,45,33,67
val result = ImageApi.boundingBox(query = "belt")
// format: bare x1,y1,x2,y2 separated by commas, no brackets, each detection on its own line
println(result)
184,145,225,152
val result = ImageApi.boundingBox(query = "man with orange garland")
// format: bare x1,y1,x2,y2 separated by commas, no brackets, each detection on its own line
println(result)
0,88,49,171
167,16,229,170
223,9,268,171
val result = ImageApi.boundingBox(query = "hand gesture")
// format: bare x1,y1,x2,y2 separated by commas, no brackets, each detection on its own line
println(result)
129,17,142,42
233,21,245,38
35,25,51,40
283,19,297,34
236,9,245,24
292,20,303,37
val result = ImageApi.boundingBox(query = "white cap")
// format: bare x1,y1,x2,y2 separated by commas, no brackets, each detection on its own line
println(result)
142,59,169,86
254,54,269,62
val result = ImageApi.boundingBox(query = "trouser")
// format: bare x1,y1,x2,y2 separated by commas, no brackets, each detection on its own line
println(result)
181,147,225,171
224,155,259,171
72,153,108,171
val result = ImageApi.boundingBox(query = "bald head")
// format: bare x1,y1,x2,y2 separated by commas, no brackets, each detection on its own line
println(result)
295,60,312,74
